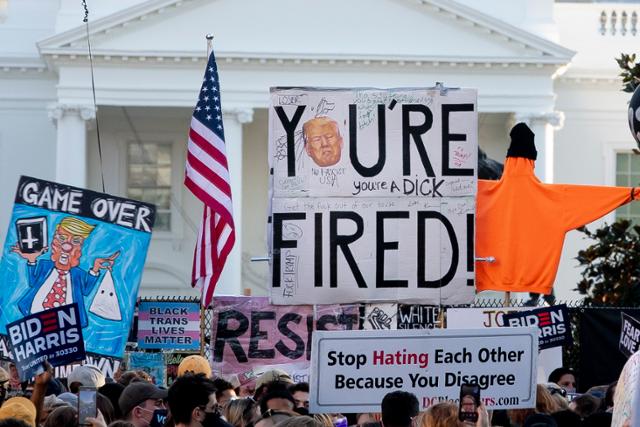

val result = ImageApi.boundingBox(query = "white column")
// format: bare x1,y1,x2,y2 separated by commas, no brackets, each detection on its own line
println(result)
215,107,254,295
48,104,95,188
513,111,564,183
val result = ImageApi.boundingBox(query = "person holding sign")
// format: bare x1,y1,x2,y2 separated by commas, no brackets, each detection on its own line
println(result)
303,117,344,167
11,216,119,328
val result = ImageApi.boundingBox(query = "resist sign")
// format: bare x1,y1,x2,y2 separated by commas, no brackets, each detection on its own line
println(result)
310,328,537,413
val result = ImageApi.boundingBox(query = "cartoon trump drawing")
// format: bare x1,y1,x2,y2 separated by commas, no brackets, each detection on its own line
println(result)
11,216,119,328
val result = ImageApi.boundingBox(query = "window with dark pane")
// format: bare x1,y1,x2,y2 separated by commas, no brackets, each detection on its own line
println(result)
127,142,172,231
616,152,640,224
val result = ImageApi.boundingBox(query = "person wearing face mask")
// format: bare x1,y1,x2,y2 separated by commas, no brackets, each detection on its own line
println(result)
168,374,234,427
118,382,168,427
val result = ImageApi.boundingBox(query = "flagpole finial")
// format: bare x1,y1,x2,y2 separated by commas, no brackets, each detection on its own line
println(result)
205,34,214,56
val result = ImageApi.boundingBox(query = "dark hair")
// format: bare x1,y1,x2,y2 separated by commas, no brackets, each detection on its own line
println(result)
45,378,67,396
99,383,125,420
381,391,419,427
548,368,576,384
523,413,557,427
604,381,617,409
551,410,581,427
258,388,295,414
253,380,290,402
118,371,151,387
0,420,32,427
581,412,612,427
288,382,309,394
168,374,217,424
213,378,235,399
571,395,600,419
43,406,78,427
97,392,116,425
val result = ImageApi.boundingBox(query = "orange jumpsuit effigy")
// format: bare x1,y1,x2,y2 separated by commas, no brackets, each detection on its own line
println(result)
476,123,639,295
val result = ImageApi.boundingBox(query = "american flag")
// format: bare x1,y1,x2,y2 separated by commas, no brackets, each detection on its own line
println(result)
184,51,235,307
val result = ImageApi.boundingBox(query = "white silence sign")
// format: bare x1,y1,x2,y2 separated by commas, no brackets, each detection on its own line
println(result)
310,328,538,413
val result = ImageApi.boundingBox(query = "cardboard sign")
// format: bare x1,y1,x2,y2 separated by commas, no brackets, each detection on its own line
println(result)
211,296,358,384
0,176,155,360
165,352,199,387
310,328,538,413
397,305,441,329
620,313,640,358
270,88,477,198
502,305,571,350
7,303,85,379
271,197,475,305
137,301,201,350
53,354,121,379
269,87,477,306
447,307,520,329
128,352,166,387
363,304,397,330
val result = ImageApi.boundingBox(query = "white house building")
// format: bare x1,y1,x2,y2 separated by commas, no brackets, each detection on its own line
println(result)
0,0,637,301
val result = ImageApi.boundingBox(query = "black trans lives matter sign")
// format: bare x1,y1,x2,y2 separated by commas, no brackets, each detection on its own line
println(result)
7,303,85,379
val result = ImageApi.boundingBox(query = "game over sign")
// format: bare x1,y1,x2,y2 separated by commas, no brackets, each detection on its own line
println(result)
0,176,155,360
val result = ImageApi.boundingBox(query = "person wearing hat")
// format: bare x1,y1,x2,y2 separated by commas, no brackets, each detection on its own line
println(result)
0,397,37,427
68,365,106,393
119,382,167,427
177,356,212,378
253,369,293,402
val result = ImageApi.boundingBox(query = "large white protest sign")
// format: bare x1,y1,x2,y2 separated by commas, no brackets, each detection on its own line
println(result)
269,87,477,305
613,350,640,427
271,197,474,305
310,328,537,413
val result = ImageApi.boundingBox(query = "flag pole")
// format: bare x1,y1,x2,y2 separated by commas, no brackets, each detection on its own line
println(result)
206,34,213,57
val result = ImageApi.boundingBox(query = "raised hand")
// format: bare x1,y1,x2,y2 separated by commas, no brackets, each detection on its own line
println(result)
91,251,120,274
11,244,48,264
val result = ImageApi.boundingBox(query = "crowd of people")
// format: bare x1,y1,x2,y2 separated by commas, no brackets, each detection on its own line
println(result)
0,358,619,427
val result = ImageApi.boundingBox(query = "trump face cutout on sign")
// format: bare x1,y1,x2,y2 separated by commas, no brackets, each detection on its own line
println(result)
303,117,343,167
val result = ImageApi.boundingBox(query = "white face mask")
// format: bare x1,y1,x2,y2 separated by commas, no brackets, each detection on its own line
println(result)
135,406,152,425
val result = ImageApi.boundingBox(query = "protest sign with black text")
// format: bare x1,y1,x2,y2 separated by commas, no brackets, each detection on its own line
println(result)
269,88,477,305
619,312,640,358
310,327,537,413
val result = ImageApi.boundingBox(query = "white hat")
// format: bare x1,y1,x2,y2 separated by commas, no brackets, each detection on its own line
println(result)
68,365,105,388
